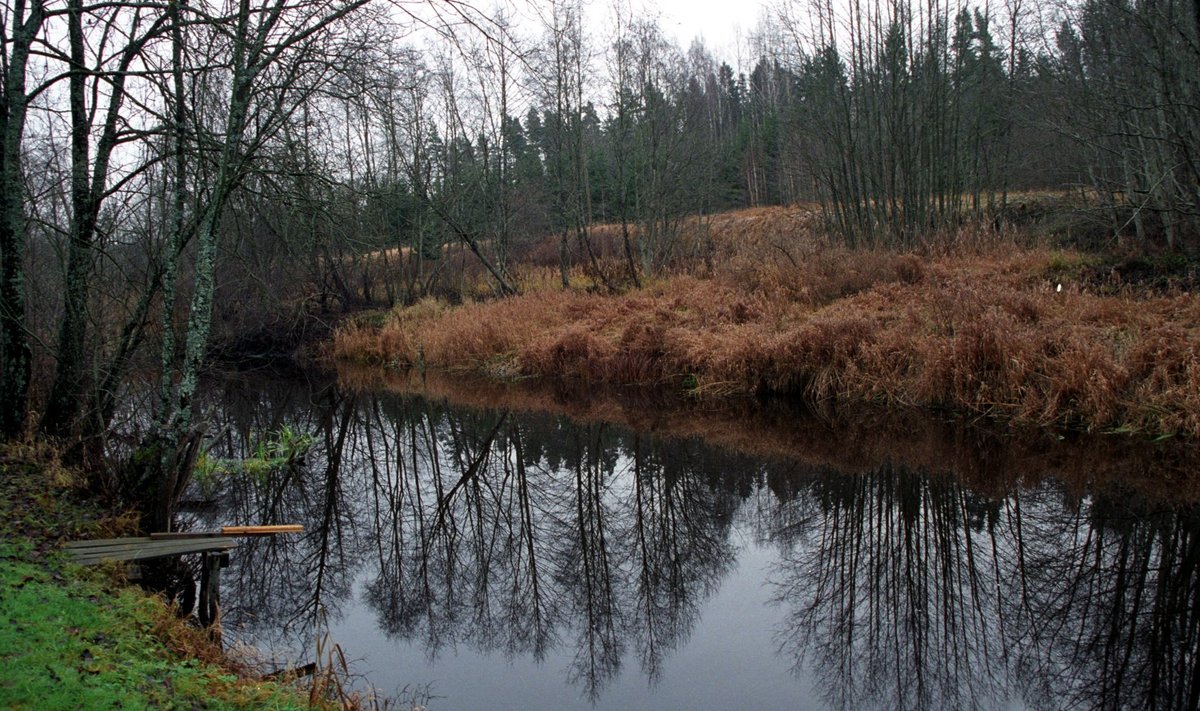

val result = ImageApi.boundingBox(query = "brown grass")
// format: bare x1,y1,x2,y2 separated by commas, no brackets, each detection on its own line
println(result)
329,205,1200,438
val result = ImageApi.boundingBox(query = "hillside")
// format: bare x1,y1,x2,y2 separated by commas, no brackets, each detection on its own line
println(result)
330,203,1200,438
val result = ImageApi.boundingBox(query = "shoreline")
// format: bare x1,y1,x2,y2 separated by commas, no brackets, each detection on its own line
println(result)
331,364,1200,504
0,444,354,710
328,243,1200,440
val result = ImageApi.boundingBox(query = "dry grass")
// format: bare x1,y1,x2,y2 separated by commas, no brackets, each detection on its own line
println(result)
329,205,1200,438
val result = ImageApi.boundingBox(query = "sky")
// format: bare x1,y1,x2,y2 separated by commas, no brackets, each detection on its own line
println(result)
646,0,771,55
487,0,776,62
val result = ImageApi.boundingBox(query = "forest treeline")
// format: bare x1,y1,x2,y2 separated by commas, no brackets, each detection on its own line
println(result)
0,0,1197,518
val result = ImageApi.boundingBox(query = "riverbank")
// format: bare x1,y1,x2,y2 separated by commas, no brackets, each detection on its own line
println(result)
0,444,331,709
329,206,1200,438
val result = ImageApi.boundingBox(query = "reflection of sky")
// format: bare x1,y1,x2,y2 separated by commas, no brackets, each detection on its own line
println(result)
326,495,811,711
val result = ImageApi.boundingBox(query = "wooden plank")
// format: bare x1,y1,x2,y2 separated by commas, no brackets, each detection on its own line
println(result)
63,537,153,549
70,547,233,565
70,543,147,559
147,525,303,540
65,537,237,564
66,538,235,552
221,525,304,536
73,539,236,554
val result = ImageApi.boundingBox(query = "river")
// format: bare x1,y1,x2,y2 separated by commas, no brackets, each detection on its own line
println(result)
177,368,1200,710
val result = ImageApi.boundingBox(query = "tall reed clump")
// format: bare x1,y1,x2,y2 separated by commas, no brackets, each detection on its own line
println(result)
763,272,1200,435
325,298,449,366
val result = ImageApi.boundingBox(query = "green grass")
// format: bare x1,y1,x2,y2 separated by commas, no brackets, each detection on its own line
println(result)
195,425,315,493
0,447,315,711
0,555,306,709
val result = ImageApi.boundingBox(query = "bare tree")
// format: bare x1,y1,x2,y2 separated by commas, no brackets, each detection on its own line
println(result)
139,0,376,529
0,0,47,439
41,0,171,438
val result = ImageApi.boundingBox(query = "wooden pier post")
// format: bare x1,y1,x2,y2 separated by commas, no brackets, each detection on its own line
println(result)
198,551,229,630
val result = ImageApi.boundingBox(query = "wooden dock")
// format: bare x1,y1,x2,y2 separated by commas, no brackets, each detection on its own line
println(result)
62,536,238,565
62,525,301,630
64,536,237,628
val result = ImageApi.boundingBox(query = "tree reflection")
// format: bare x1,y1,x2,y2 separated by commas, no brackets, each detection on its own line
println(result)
767,468,1200,711
352,404,737,698
192,373,1200,709
1012,494,1200,711
629,433,738,684
767,466,1013,711
186,380,362,639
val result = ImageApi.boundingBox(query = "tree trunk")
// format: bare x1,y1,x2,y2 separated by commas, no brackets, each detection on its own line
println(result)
0,0,45,440
42,0,95,438
43,3,168,438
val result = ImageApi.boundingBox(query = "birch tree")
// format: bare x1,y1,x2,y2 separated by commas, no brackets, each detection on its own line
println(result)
138,0,375,529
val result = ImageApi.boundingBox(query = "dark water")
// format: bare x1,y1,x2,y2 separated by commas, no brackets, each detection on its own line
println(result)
183,372,1200,711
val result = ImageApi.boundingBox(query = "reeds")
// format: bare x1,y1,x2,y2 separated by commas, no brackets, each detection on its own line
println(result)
330,206,1200,437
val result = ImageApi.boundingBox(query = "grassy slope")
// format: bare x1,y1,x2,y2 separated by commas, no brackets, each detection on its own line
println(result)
0,447,311,710
330,205,1200,437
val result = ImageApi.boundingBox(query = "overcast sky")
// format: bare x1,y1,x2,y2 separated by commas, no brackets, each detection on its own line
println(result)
488,0,775,62
648,0,771,55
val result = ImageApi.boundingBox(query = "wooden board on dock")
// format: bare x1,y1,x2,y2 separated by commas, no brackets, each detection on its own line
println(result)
148,525,303,540
63,536,237,565
221,524,303,536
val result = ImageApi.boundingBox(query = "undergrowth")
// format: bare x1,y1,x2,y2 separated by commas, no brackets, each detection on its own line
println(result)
194,425,316,496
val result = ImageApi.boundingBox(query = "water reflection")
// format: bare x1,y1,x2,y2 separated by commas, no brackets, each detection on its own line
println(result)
188,372,1200,710
1016,499,1200,711
348,405,739,698
767,470,1200,711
